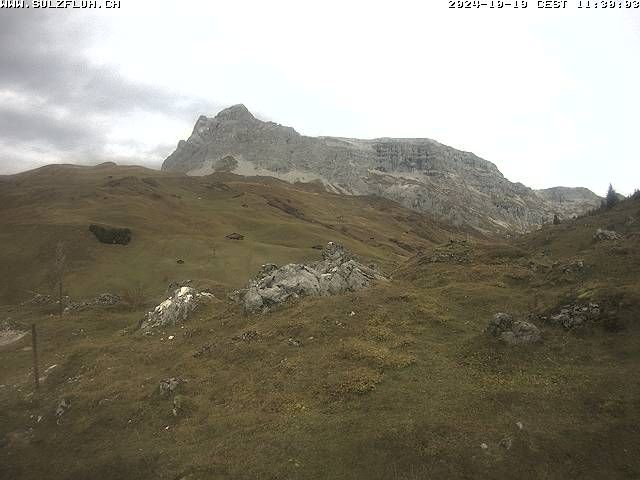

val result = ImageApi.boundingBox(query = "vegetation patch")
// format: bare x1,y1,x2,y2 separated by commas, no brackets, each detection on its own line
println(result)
89,224,132,245
325,367,384,398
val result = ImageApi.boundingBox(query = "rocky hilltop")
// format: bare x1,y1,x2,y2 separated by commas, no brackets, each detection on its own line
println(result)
162,104,601,233
535,186,602,215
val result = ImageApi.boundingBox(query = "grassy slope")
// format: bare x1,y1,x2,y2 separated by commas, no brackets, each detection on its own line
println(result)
0,164,457,304
0,164,639,479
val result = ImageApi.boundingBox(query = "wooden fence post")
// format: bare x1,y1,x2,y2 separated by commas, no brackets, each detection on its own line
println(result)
32,324,39,390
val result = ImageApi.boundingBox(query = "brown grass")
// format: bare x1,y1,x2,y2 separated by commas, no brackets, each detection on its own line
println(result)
1,164,639,479
120,283,149,310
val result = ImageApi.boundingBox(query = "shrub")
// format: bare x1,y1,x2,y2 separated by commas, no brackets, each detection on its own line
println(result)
89,224,132,245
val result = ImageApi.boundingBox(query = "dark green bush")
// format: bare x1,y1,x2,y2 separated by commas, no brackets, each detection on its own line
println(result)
89,224,132,245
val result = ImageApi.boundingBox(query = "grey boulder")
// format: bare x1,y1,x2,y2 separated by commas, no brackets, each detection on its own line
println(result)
593,228,621,241
232,242,385,313
548,302,600,329
141,287,215,330
485,313,514,337
501,321,541,345
486,313,541,345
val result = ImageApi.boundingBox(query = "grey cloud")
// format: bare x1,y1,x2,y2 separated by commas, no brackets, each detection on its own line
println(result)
0,153,44,176
0,10,220,173
0,11,213,116
0,105,102,150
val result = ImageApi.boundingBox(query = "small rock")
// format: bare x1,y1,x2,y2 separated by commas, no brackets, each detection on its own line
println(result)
172,395,184,416
55,398,70,420
561,259,585,274
501,320,541,345
225,232,244,240
166,280,193,295
593,228,621,242
516,421,524,430
21,293,54,306
480,443,488,450
168,335,175,340
241,330,258,342
92,293,122,306
159,377,183,397
485,313,514,337
499,436,513,450
486,313,540,344
288,338,301,347
140,287,214,330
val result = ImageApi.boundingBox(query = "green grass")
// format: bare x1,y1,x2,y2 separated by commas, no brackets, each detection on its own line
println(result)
0,164,456,304
1,164,639,479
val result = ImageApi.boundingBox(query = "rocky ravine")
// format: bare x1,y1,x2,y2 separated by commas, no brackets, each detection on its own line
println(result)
162,104,601,233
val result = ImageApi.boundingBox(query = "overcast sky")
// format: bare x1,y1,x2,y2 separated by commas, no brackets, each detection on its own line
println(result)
0,1,638,195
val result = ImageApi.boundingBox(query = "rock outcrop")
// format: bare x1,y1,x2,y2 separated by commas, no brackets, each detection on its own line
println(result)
158,377,183,397
486,312,541,345
162,105,601,233
21,292,122,311
20,293,54,306
232,242,386,313
0,318,28,348
140,287,215,330
534,187,602,220
63,293,122,313
593,228,622,241
55,398,71,421
545,302,601,329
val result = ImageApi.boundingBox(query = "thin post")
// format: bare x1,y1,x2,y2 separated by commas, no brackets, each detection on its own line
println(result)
59,281,63,317
31,324,39,390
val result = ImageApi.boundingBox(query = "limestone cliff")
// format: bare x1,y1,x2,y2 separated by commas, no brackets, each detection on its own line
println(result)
535,187,602,218
162,104,601,233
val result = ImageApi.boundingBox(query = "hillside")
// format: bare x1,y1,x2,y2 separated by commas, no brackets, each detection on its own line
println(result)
0,162,461,305
162,105,601,233
1,164,638,479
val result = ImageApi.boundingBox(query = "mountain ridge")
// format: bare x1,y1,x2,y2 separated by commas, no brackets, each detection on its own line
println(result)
162,104,601,233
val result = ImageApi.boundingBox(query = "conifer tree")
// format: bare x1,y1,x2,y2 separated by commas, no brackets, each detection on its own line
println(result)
606,183,618,209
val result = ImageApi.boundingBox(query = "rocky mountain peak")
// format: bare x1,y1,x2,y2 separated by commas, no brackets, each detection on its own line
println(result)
215,104,255,122
162,105,602,233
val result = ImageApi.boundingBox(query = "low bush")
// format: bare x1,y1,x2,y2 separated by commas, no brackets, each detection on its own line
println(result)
89,224,132,245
